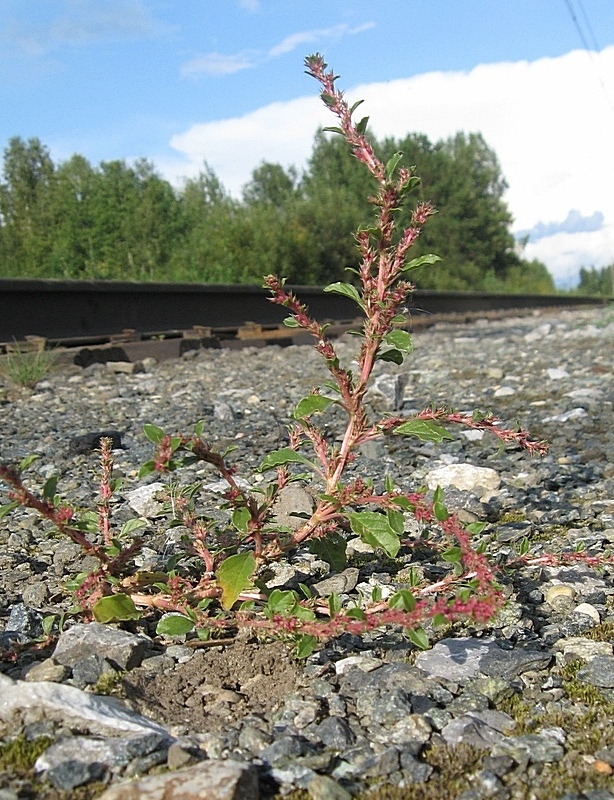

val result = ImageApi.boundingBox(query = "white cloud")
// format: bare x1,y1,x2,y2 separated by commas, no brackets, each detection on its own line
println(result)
268,23,375,58
238,0,261,12
181,51,256,77
180,22,375,78
523,224,614,287
3,0,170,53
168,96,327,189
167,47,614,285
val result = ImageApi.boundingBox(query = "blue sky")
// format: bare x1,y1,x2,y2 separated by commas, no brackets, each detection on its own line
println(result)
1,0,614,286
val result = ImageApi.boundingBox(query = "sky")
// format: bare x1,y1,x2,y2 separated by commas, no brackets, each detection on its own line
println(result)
1,1,614,288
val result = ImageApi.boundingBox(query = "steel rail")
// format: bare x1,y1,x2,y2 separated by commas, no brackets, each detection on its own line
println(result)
0,279,608,348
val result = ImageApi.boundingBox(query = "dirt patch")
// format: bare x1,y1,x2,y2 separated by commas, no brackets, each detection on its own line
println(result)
121,637,301,733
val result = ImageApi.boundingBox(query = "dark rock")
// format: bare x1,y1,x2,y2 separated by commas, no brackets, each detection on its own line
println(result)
68,431,123,455
314,716,356,748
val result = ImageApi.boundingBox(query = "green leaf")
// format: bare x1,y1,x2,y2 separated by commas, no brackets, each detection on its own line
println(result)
266,588,298,615
384,329,413,353
401,253,442,273
120,518,147,536
323,282,364,310
377,348,404,364
42,475,58,500
466,521,486,535
308,531,347,571
349,98,364,114
356,115,369,135
518,536,530,555
156,613,195,637
232,507,251,533
393,419,454,443
92,593,140,623
258,448,315,472
19,453,39,471
442,546,462,563
389,589,415,612
283,315,300,328
42,614,56,636
322,125,344,136
345,607,366,620
295,634,318,659
138,460,156,478
385,151,403,182
0,501,20,520
432,613,449,628
293,394,333,420
347,511,400,558
328,592,342,617
143,424,165,444
64,571,89,593
407,626,430,649
194,419,205,437
387,508,405,536
433,486,449,522
216,551,256,611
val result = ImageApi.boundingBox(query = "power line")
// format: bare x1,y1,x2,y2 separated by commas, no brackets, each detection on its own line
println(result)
562,0,614,115
576,0,601,51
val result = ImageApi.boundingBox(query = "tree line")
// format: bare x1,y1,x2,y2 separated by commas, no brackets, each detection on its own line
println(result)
0,131,559,292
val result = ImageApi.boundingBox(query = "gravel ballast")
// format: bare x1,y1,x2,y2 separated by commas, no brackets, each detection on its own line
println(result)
0,305,613,800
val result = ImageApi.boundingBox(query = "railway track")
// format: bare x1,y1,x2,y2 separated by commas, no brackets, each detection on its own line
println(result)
0,278,609,364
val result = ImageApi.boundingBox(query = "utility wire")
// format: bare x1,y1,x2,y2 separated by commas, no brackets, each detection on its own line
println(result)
562,0,614,114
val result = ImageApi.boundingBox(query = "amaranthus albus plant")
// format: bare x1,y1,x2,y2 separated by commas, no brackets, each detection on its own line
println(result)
1,55,557,656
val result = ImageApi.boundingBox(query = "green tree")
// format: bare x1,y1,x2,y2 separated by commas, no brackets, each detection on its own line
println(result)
577,264,613,296
0,137,55,276
47,154,97,277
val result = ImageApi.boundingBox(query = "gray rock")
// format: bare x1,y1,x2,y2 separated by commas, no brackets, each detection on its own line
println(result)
5,603,44,638
97,759,259,800
53,622,148,671
492,733,565,763
312,568,359,597
272,484,315,530
35,733,166,782
22,659,70,683
44,759,105,791
415,638,552,681
260,734,307,766
0,674,169,738
72,654,118,687
577,655,614,688
314,716,356,748
308,774,353,800
441,709,515,748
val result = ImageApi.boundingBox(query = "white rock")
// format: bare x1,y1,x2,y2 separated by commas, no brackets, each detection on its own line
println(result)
461,429,485,442
542,407,588,424
493,386,516,398
97,760,258,800
547,368,569,380
0,674,168,737
126,482,166,517
573,602,601,624
334,655,384,675
425,463,500,494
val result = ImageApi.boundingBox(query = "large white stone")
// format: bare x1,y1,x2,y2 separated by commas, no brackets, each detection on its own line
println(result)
425,463,500,494
0,674,167,738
